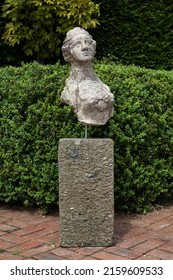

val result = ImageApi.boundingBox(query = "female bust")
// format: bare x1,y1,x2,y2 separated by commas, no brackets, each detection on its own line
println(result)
61,27,114,126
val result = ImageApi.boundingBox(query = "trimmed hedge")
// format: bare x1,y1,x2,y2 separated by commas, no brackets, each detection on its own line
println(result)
0,62,173,213
92,0,173,70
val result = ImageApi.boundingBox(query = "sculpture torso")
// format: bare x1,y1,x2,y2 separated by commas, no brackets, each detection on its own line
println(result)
61,74,114,126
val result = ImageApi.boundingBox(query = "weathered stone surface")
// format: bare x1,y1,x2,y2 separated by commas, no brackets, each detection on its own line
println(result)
61,27,114,126
58,139,115,247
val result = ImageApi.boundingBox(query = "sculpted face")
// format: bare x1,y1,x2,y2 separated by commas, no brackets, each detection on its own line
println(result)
70,35,96,62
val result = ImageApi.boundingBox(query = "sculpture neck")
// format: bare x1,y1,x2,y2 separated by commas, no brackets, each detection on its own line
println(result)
70,61,95,82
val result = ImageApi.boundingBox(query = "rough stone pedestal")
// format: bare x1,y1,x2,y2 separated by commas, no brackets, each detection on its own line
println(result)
58,138,115,247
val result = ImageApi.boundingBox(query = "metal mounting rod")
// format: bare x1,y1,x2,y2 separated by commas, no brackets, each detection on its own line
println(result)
85,125,88,139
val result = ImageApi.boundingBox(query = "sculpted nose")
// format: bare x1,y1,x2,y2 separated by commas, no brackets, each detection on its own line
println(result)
81,41,89,50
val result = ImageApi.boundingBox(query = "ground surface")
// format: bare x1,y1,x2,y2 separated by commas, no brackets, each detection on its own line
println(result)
0,204,173,260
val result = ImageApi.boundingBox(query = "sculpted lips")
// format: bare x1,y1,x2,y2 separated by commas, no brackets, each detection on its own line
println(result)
82,51,92,56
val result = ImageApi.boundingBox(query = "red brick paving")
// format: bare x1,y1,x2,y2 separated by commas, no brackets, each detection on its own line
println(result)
0,204,173,260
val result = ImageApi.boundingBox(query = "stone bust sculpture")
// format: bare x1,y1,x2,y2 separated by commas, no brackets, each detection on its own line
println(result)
61,27,114,126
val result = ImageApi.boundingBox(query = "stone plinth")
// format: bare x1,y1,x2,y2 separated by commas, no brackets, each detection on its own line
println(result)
58,139,115,247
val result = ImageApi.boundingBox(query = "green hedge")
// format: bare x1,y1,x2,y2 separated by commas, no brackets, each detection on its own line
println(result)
0,62,173,213
92,0,173,70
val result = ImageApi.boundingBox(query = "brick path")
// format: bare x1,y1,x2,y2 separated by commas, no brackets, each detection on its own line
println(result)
0,204,173,260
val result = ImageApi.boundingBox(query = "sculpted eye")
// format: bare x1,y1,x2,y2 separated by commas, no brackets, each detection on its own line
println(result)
72,41,81,47
87,39,96,46
86,39,93,45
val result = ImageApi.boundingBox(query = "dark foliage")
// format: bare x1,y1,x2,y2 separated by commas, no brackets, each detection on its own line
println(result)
91,0,173,70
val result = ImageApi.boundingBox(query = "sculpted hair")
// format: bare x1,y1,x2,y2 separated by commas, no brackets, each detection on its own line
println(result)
62,27,96,63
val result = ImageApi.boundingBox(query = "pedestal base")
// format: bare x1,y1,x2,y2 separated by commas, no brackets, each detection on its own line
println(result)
58,138,115,247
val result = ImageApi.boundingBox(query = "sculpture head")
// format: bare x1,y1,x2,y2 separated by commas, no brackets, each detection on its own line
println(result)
62,27,96,63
